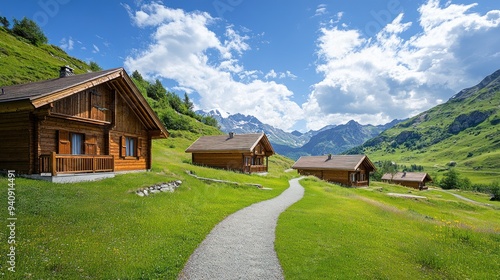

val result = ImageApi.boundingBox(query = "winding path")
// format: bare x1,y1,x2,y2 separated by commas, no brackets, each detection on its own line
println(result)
178,178,304,280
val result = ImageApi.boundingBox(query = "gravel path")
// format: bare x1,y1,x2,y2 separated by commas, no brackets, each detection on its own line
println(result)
178,178,304,280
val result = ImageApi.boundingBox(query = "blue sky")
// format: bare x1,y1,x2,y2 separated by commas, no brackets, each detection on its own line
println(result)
2,0,500,132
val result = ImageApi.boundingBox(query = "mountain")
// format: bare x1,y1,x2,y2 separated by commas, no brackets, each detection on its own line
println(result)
198,109,400,159
197,109,312,148
346,69,500,182
277,119,401,159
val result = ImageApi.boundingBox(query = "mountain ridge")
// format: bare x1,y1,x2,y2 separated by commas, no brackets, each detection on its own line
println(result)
346,68,500,183
198,109,401,159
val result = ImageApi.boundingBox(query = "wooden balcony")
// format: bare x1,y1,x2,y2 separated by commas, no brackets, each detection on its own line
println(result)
353,180,369,187
39,152,114,176
244,165,268,173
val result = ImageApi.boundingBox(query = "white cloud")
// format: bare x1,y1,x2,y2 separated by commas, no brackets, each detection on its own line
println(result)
92,44,100,53
315,4,328,17
60,37,74,50
265,69,297,80
124,2,303,130
303,0,500,130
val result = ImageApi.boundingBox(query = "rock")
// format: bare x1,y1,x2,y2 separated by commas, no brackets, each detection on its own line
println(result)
135,180,182,197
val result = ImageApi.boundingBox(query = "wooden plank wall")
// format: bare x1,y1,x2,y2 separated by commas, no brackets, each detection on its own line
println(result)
193,153,243,171
0,111,32,173
52,84,112,122
39,117,106,156
323,170,350,185
109,131,149,171
111,92,150,171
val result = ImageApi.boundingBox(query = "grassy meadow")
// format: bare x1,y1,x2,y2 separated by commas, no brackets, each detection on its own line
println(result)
0,133,499,279
276,178,500,279
0,132,295,279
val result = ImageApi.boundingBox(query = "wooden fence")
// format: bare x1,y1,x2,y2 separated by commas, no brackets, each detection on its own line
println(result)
39,152,114,176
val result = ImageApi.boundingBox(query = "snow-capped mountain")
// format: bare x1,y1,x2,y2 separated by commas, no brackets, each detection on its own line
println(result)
197,110,311,147
197,110,401,159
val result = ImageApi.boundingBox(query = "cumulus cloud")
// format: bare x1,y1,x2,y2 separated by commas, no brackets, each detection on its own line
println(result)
124,2,303,130
303,0,500,130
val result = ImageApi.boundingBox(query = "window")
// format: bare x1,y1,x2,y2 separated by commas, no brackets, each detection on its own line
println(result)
126,137,136,157
71,133,84,155
350,173,357,182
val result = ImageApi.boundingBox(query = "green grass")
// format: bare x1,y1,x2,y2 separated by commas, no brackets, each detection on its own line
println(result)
0,132,296,279
0,28,92,86
276,179,500,279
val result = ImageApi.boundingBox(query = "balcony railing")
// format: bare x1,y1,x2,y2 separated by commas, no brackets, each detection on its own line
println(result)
244,165,268,173
353,180,369,187
39,152,114,176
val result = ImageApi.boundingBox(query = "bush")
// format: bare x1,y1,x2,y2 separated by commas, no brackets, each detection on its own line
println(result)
439,168,459,189
12,17,48,46
489,182,500,201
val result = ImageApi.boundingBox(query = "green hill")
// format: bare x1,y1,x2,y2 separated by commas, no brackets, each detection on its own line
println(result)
0,27,93,85
347,69,500,184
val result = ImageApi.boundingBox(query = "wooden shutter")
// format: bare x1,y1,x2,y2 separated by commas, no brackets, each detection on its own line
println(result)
85,135,97,155
120,136,126,158
57,130,70,154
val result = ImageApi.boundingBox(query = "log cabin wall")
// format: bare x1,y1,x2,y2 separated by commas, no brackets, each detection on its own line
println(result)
0,111,33,173
323,170,350,185
192,153,244,171
52,85,112,122
109,92,150,171
394,180,421,189
38,117,106,156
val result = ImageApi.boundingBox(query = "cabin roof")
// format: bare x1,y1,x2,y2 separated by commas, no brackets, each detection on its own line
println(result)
0,68,168,138
0,68,122,102
381,172,432,183
185,133,275,154
292,155,375,172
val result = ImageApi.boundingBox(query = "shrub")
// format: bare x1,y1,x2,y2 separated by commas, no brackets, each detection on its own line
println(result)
489,182,500,201
439,168,459,189
12,17,48,46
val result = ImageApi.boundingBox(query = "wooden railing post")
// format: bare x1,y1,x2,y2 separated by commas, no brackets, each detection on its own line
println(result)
50,152,57,176
93,156,96,173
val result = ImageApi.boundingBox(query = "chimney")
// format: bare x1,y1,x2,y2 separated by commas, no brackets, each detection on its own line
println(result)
229,132,234,139
59,65,74,78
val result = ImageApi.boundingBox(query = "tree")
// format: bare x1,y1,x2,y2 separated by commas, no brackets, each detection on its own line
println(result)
89,61,102,72
12,17,48,46
0,16,9,28
146,79,166,100
132,70,144,82
439,168,459,189
183,93,194,111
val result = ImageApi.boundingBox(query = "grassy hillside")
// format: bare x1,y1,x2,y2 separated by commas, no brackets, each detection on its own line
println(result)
0,27,92,85
348,70,500,184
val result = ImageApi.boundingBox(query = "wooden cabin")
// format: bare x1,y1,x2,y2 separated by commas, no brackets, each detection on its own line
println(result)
185,133,275,173
292,154,376,187
0,66,168,180
381,172,432,190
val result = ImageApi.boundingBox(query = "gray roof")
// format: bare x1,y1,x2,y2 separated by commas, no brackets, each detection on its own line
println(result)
185,133,274,154
292,155,375,171
0,68,122,103
381,172,433,183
